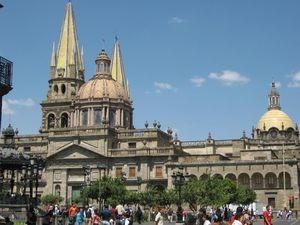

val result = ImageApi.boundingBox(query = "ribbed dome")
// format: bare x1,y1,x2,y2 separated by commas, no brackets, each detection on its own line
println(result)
257,109,294,131
77,74,130,102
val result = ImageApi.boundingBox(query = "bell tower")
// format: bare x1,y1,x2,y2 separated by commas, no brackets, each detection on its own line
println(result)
40,2,84,132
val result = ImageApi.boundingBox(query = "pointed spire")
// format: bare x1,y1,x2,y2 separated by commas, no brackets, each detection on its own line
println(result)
111,38,127,89
81,46,85,71
56,2,84,79
50,42,57,67
268,81,281,110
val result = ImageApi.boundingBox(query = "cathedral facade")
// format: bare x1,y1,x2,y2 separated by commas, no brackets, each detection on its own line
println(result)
1,2,300,210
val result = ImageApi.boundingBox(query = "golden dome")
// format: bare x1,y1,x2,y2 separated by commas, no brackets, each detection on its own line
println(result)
77,74,130,102
257,109,294,131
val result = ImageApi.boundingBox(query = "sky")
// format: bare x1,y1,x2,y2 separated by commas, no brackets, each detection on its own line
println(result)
1,0,300,141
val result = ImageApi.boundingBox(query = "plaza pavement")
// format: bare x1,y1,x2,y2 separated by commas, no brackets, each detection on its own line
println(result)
139,218,300,225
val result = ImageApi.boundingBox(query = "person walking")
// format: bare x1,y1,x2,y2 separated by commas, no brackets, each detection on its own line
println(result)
135,206,142,224
75,208,84,225
263,205,272,225
155,207,164,225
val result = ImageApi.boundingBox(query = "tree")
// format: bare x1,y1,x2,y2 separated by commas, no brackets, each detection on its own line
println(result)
234,185,256,206
84,175,127,205
41,194,64,205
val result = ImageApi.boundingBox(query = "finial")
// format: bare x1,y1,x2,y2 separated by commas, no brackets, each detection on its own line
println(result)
282,122,284,131
115,35,118,41
157,121,161,129
263,123,266,131
207,132,212,140
174,132,178,140
153,120,157,128
101,38,105,50
144,121,148,128
242,130,247,139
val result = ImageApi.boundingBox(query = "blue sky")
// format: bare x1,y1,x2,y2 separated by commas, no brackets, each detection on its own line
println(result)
1,0,300,141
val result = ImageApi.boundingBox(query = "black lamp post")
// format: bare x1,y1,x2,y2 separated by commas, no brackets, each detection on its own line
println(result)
171,166,190,224
97,164,107,209
82,165,91,205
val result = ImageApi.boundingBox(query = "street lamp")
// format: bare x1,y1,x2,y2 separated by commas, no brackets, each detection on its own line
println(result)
282,142,287,208
82,165,91,205
97,164,107,209
171,165,190,225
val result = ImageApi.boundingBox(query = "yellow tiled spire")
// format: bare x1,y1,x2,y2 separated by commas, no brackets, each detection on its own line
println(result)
56,2,84,79
111,38,127,89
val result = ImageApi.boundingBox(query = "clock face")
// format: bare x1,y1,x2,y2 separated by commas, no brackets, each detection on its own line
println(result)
270,130,278,139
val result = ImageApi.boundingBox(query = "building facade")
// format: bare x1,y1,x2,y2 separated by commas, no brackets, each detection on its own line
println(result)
1,2,299,210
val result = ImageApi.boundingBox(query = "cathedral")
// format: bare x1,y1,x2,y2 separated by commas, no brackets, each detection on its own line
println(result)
1,2,299,210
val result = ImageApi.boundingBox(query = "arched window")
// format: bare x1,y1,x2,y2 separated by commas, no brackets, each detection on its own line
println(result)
189,174,198,181
213,174,223,180
55,185,61,196
225,173,237,182
279,172,291,189
82,110,88,126
251,173,263,189
61,113,68,128
61,84,66,94
109,110,116,127
48,114,55,129
238,173,250,187
54,85,58,93
94,109,102,126
265,172,277,188
200,174,210,180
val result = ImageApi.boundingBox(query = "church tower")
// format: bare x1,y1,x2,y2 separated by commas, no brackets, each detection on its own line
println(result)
40,2,84,132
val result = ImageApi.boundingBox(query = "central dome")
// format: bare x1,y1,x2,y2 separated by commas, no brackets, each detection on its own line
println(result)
257,109,294,131
77,74,130,102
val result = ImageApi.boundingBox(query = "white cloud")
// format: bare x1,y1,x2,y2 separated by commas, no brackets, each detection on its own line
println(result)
169,17,184,24
288,71,300,88
208,70,250,86
190,77,206,87
2,100,15,115
154,82,175,94
274,81,281,88
2,98,35,115
7,98,35,107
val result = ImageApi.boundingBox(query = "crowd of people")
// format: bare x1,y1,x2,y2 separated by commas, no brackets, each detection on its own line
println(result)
27,203,142,225
22,202,294,225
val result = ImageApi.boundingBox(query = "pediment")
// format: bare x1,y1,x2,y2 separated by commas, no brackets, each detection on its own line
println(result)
47,144,105,160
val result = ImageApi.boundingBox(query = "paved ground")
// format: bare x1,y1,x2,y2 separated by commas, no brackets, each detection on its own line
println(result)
139,218,300,225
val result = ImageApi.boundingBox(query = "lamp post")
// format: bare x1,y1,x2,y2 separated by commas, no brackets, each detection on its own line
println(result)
82,165,91,205
171,166,190,225
97,164,107,209
282,142,286,208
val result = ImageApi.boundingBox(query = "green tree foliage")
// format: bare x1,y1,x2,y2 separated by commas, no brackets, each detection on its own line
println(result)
234,184,256,205
182,176,256,208
84,176,127,205
41,194,64,205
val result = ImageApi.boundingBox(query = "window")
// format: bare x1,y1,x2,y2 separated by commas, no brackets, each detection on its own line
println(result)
55,185,61,196
61,113,68,128
24,146,31,152
48,114,55,129
109,110,116,127
54,85,58,93
254,156,267,160
115,167,122,177
129,167,136,178
94,109,102,125
82,110,88,126
265,172,277,188
268,198,276,208
61,84,66,94
155,166,163,177
128,143,136,148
